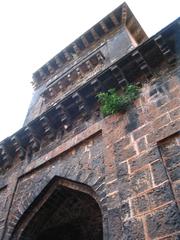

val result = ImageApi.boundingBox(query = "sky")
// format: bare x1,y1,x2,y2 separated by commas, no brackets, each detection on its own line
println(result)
0,0,179,141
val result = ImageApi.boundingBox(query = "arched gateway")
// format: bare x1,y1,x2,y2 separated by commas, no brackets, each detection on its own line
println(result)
11,178,103,240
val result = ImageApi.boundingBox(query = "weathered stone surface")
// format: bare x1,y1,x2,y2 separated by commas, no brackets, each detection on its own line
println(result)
147,182,174,209
0,6,180,240
129,147,160,172
122,218,145,240
114,145,136,162
151,160,168,185
108,208,122,240
169,166,180,182
146,203,180,239
131,168,152,195
166,153,180,170
132,194,149,215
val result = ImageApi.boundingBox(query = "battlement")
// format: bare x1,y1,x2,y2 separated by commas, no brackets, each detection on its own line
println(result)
0,17,179,170
32,2,147,89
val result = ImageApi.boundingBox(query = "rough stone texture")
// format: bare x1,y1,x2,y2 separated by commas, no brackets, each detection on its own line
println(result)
0,7,180,240
146,203,180,239
0,62,179,240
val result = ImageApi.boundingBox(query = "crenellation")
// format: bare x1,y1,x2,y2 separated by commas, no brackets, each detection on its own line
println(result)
109,13,119,26
80,35,89,48
90,28,99,40
99,21,109,33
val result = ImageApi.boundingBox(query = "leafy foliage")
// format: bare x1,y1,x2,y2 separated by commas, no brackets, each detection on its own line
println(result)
97,84,140,117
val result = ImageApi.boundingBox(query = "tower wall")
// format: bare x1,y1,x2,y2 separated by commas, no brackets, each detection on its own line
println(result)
0,3,180,240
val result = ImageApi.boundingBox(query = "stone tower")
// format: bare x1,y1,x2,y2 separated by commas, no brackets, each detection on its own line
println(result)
0,2,180,240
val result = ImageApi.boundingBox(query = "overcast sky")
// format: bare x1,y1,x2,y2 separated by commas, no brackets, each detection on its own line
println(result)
0,0,179,141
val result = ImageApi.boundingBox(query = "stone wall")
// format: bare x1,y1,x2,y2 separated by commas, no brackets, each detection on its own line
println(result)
0,65,180,239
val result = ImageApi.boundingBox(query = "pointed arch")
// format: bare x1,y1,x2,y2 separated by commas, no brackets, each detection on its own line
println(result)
11,176,105,240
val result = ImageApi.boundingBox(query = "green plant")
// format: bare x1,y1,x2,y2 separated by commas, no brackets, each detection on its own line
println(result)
97,84,140,117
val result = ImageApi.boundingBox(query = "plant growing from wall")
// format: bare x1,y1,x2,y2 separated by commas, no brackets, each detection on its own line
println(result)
97,84,140,117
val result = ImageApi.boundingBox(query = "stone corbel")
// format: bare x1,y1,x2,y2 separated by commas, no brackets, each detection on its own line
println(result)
24,126,40,153
154,34,176,65
72,43,80,55
54,55,62,67
72,92,89,118
132,50,153,80
99,21,109,33
40,116,56,140
55,104,71,130
81,36,89,48
47,63,54,74
91,28,99,40
0,144,12,169
63,50,72,62
110,65,128,87
90,78,105,94
85,60,93,71
10,135,26,160
109,13,119,26
96,52,105,64
76,67,83,79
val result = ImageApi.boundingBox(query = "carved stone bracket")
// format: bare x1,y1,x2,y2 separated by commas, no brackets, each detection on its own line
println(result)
109,13,119,26
0,144,12,169
154,34,176,65
25,127,40,153
99,21,109,33
0,19,178,166
110,65,128,87
90,78,105,94
10,136,26,161
72,92,89,119
41,51,105,101
55,104,71,130
40,116,56,140
132,50,153,80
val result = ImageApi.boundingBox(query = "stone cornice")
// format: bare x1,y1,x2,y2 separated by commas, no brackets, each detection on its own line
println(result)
0,18,179,170
32,2,147,89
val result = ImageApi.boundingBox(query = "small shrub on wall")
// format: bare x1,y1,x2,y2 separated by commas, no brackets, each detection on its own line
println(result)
97,84,140,117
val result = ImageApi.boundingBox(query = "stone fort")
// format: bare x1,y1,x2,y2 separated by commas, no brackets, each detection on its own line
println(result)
0,2,180,240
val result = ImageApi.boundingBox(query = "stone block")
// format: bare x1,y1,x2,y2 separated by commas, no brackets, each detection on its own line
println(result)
169,166,180,182
119,178,132,201
133,125,150,140
151,160,168,185
146,203,180,239
119,201,130,221
130,168,152,195
108,207,122,240
148,182,174,209
137,137,147,153
170,106,180,121
117,162,128,179
174,181,180,200
131,194,149,215
122,218,145,240
114,145,136,163
129,147,160,172
165,153,180,170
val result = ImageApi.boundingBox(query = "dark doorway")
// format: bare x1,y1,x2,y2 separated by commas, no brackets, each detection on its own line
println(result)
19,185,103,240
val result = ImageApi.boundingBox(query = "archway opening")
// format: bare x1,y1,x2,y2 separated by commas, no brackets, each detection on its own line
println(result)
19,184,103,240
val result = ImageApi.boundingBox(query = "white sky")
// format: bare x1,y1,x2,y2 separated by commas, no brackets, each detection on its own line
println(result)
0,0,179,141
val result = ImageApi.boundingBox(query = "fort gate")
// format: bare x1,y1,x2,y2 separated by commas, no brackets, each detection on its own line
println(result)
0,3,180,240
